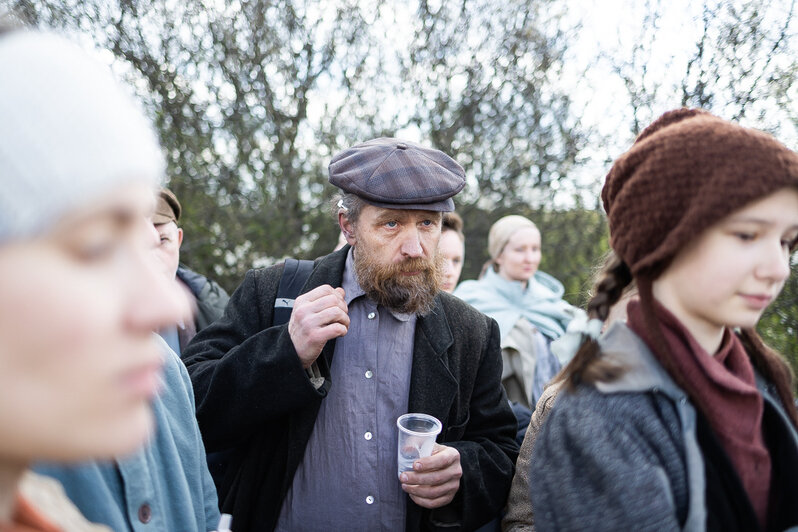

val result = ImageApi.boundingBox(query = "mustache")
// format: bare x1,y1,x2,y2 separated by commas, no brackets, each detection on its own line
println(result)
353,247,444,315
385,257,435,275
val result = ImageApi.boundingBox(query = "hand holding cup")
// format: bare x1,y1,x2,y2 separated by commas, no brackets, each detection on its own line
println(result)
396,413,461,509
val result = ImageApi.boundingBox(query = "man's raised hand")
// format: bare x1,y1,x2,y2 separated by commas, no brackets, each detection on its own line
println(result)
288,285,349,368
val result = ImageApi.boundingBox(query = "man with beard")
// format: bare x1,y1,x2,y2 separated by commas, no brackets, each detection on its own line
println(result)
183,138,519,532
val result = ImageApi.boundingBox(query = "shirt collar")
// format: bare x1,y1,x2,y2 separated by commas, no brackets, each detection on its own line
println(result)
342,247,365,305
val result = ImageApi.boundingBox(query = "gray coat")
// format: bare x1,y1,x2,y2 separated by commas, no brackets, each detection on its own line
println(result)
528,322,798,532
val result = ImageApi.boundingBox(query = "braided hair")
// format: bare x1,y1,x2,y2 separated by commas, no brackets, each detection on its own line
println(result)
557,253,633,389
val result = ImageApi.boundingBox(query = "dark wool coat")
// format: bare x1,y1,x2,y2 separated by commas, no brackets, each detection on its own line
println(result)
183,246,519,532
176,265,230,330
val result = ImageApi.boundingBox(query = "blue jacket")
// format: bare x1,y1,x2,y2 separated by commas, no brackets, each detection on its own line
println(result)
36,339,220,531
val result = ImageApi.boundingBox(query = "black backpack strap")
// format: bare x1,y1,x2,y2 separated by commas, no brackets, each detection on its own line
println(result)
272,258,315,326
207,257,315,494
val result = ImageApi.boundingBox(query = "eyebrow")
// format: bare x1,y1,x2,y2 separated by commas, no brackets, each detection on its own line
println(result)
374,212,401,225
66,208,136,233
373,209,442,224
727,216,798,230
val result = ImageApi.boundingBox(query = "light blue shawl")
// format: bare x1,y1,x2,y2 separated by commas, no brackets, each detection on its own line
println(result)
454,268,579,342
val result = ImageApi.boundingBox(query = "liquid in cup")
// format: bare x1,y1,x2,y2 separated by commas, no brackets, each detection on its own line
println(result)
397,413,442,476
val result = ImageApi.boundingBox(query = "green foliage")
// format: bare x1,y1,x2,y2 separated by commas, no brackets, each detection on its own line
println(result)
401,0,583,205
6,0,582,293
759,262,798,379
4,0,798,378
608,0,797,137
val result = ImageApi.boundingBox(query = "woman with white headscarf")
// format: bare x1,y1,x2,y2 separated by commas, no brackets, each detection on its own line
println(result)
455,215,582,409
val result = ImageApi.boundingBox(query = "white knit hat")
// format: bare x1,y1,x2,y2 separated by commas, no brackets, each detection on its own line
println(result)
0,30,165,242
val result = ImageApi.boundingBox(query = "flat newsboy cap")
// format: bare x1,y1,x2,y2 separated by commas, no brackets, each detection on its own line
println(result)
328,137,466,212
153,187,181,225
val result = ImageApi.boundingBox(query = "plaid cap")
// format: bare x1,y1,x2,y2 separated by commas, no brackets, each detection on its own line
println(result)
328,137,465,212
153,187,181,225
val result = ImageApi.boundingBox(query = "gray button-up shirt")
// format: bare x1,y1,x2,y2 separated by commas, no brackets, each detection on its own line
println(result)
276,248,417,531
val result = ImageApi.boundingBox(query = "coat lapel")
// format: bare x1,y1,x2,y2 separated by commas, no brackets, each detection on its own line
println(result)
407,296,457,424
285,247,348,472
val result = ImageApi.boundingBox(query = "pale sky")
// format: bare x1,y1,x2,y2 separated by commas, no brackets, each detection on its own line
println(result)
556,0,798,202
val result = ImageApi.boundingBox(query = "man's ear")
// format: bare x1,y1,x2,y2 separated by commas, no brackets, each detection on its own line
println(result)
176,227,184,248
338,213,356,245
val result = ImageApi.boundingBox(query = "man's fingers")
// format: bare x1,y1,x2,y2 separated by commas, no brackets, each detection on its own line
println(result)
290,286,348,332
399,446,461,486
296,284,346,305
399,459,462,486
400,468,456,487
288,284,349,368
408,492,455,509
402,478,459,499
403,478,460,508
298,284,336,301
304,321,349,344
296,304,350,330
293,292,348,321
411,444,458,472
398,443,461,510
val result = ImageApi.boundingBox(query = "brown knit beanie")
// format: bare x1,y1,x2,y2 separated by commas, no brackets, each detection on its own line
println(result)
603,108,798,279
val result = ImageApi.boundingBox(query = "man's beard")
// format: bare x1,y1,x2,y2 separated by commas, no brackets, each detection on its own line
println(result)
353,243,444,316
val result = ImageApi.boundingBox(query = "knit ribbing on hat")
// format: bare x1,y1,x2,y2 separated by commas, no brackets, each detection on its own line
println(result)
602,108,798,278
0,31,164,243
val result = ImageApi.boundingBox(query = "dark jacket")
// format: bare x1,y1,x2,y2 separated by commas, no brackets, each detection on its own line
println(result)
176,265,230,352
183,246,519,531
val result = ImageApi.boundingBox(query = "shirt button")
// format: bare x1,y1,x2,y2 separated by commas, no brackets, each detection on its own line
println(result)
365,370,373,379
364,431,373,440
366,495,375,504
367,312,376,319
138,503,152,524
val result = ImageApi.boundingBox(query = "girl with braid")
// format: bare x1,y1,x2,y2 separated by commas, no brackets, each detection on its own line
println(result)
528,109,798,532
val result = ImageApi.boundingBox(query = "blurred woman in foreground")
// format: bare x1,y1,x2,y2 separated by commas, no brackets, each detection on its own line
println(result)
0,29,186,530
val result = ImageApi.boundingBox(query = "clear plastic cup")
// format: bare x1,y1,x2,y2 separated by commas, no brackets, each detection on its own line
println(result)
396,413,442,476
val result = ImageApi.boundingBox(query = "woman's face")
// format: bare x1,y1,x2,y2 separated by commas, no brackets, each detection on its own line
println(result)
653,188,798,351
495,226,542,284
438,229,464,293
0,184,188,462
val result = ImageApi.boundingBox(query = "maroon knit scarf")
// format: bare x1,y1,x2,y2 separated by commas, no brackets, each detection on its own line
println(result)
627,299,771,528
